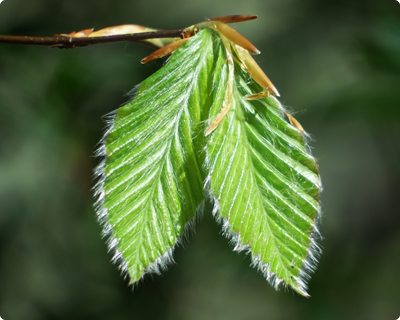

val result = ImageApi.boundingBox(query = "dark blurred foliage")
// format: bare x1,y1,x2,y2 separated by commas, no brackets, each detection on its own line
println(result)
1,0,400,319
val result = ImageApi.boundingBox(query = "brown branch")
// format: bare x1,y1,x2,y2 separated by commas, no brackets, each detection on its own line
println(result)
0,16,260,49
0,29,183,49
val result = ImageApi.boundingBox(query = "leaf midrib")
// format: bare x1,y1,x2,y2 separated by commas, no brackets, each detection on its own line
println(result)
122,39,212,271
233,86,303,285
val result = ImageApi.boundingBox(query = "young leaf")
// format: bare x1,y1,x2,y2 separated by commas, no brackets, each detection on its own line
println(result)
95,26,322,296
94,28,229,284
206,50,321,296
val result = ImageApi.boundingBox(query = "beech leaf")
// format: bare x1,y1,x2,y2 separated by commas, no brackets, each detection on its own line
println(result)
95,27,322,296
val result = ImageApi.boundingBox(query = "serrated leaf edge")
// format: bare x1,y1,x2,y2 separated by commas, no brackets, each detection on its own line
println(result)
93,80,210,286
205,96,323,297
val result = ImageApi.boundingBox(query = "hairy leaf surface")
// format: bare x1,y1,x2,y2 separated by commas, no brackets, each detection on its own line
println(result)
206,57,321,296
95,29,228,283
96,27,321,296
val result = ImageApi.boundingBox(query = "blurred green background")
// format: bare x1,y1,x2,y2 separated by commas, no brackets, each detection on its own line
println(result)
1,0,400,319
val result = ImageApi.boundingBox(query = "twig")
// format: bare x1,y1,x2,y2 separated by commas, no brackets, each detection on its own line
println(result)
0,29,183,49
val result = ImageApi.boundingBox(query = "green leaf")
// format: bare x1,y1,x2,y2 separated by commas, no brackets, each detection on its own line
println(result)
206,52,321,296
94,29,228,283
95,27,321,296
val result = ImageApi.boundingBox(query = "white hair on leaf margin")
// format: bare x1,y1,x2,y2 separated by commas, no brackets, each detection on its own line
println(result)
202,94,323,297
209,191,322,297
92,75,322,293
93,101,206,285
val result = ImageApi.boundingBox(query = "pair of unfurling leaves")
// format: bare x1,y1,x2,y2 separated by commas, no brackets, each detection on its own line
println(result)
91,15,321,297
